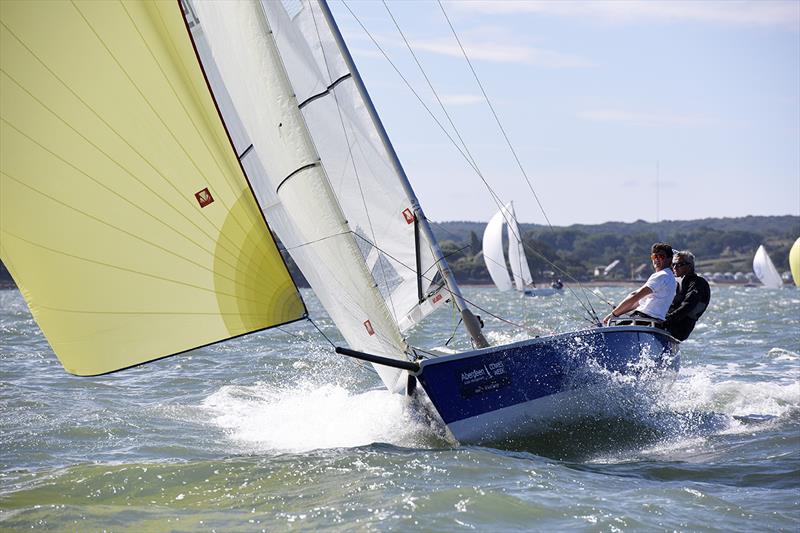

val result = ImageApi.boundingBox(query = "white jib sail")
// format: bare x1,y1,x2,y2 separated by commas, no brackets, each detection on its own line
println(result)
753,245,783,289
483,207,513,291
505,203,532,291
191,0,415,392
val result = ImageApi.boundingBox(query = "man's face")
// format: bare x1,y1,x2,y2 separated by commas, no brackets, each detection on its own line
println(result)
651,252,668,270
672,258,690,277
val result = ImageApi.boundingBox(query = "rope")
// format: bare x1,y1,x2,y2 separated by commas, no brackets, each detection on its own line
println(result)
306,317,376,374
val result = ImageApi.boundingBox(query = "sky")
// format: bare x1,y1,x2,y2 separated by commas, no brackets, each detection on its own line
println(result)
327,0,800,226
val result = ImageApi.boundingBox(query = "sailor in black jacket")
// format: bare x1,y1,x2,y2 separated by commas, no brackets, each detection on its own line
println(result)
663,251,711,341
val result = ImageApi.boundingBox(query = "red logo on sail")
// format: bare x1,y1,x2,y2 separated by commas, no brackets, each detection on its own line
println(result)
402,208,415,224
195,188,214,208
432,293,443,304
363,320,375,336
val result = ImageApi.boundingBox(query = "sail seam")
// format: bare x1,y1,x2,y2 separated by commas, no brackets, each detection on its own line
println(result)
297,73,351,109
0,15,255,277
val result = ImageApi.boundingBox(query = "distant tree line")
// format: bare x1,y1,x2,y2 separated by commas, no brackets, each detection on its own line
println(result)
432,215,799,283
1,215,797,288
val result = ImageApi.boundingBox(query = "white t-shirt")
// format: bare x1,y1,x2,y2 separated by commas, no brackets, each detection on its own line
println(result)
635,268,677,320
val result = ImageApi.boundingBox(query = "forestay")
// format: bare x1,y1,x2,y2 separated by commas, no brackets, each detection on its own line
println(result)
191,0,447,392
0,0,305,375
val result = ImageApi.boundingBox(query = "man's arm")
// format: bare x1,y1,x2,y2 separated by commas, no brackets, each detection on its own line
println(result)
602,285,653,325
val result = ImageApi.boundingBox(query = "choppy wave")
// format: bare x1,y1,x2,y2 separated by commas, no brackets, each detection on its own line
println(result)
1,285,798,531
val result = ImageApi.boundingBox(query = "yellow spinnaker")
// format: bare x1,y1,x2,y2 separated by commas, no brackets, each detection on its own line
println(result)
790,237,800,287
0,0,305,375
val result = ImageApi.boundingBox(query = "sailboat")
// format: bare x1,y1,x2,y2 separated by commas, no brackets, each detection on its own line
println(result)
483,202,561,297
752,245,783,289
0,0,679,444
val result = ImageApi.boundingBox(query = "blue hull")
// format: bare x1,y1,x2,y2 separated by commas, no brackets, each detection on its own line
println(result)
414,326,680,443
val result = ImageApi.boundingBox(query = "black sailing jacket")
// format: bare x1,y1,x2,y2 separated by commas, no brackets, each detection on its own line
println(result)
663,272,711,341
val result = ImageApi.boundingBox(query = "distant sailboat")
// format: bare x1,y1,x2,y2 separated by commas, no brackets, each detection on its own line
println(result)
482,202,560,297
790,238,800,287
752,245,783,289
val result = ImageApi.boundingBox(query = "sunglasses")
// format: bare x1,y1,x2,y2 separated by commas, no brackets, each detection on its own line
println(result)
672,261,688,268
650,253,667,260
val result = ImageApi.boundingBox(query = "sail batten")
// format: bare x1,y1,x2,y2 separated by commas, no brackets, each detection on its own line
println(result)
0,0,305,375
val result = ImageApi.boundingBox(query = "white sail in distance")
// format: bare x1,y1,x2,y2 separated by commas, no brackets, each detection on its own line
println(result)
483,208,513,291
191,0,452,392
483,202,531,292
753,245,783,289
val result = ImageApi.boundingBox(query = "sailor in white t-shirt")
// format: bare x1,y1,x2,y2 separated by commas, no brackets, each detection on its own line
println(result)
602,243,677,324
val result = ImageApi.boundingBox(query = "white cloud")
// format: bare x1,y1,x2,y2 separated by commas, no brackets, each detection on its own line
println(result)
410,38,592,67
578,109,717,127
450,0,800,30
340,21,591,68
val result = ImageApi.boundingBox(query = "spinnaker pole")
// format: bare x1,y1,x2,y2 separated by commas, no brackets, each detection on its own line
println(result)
317,0,489,348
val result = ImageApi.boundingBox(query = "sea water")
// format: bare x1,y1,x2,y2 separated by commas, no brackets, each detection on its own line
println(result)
0,285,797,531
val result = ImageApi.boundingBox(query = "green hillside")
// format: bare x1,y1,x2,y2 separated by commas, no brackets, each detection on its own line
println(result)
432,215,799,283
1,215,797,288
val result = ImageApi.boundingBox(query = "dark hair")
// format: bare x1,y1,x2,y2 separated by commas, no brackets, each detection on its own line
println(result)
651,242,673,258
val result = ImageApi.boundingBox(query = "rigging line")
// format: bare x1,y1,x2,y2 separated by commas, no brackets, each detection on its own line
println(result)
435,0,600,318
339,3,593,331
306,317,336,348
339,0,508,217
368,2,550,301
383,0,544,318
381,0,478,171
349,232,524,329
517,238,602,322
444,317,463,347
306,4,404,324
301,318,376,374
436,0,553,230
353,226,525,329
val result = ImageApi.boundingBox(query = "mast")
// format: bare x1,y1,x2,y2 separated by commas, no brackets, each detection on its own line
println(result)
317,0,489,348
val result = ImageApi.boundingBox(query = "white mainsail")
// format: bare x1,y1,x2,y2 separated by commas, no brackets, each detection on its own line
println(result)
483,202,531,292
753,245,783,289
191,0,457,391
